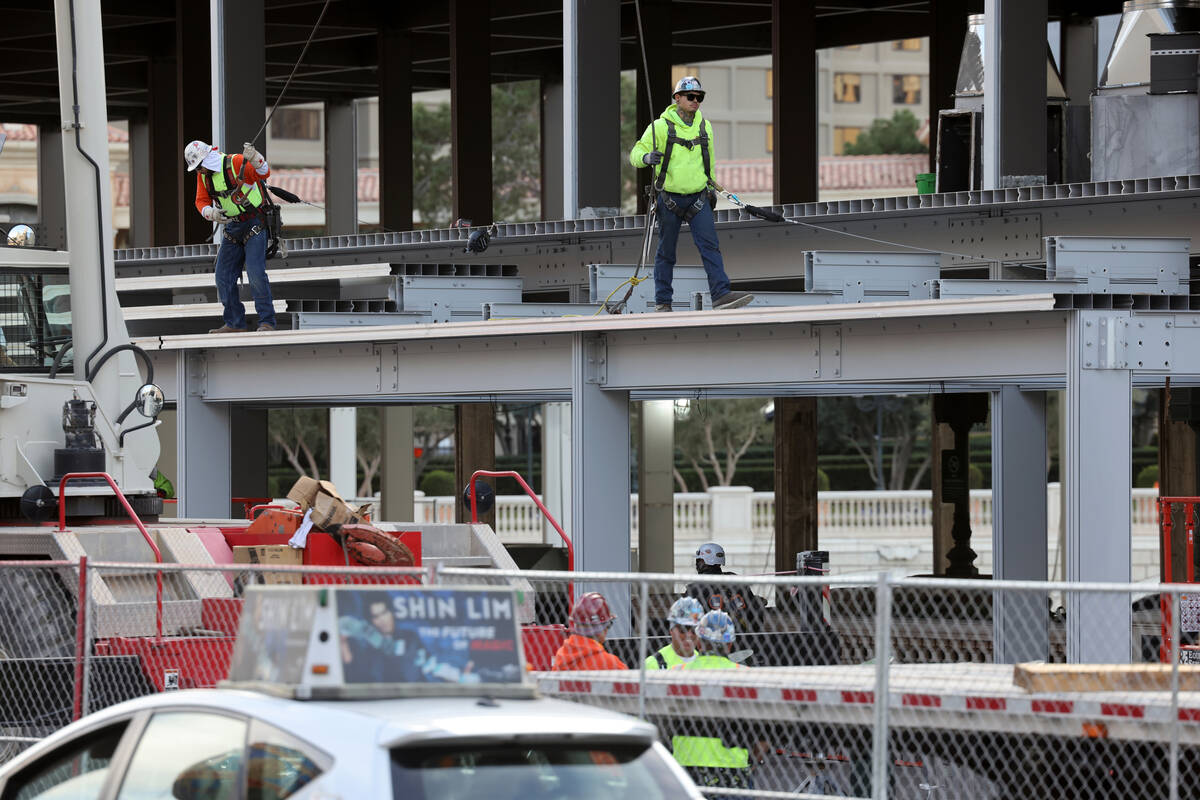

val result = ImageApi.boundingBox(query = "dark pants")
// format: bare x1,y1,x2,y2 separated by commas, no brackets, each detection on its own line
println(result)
654,191,732,306
215,217,275,329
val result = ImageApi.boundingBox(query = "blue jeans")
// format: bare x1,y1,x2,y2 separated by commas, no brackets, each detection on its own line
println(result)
654,191,732,306
214,217,275,329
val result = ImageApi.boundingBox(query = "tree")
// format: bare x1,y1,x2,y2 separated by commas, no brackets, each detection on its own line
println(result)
817,396,932,490
270,408,327,482
411,80,543,227
413,405,456,477
674,399,771,490
842,110,928,156
619,73,640,213
355,408,380,497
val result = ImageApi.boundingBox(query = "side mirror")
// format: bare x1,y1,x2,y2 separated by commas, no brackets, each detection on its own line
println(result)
135,384,164,419
7,224,35,247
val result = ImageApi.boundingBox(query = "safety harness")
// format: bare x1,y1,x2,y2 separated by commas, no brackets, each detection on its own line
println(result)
202,155,269,245
655,118,714,221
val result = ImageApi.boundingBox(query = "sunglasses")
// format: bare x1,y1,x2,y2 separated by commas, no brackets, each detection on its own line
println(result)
681,93,704,103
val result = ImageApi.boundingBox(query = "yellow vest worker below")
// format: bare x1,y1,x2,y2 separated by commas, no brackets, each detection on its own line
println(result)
643,643,694,670
669,654,749,768
629,104,714,195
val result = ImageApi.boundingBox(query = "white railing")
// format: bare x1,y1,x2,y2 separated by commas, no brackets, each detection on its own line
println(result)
407,484,1163,581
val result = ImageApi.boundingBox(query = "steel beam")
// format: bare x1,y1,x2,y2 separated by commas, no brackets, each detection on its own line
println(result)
378,9,413,231
380,406,415,523
450,0,492,225
983,0,1047,188
772,0,816,203
1064,311,1132,663
324,99,358,235
177,351,232,518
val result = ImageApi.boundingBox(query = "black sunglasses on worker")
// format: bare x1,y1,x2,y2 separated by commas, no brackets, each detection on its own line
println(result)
681,93,703,102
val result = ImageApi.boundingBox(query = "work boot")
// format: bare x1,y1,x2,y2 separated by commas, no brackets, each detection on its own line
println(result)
712,290,754,310
257,322,276,332
655,303,672,312
208,324,248,334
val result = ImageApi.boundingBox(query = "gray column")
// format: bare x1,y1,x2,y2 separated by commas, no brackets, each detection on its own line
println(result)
572,333,631,632
378,9,412,231
562,0,620,217
230,407,268,517
983,0,1048,188
450,0,492,225
540,81,564,221
928,1,968,175
324,99,358,235
156,408,178,518
1060,16,1096,183
633,0,670,215
212,0,265,153
177,0,211,245
328,408,357,498
772,0,817,203
36,126,66,251
991,387,1048,663
129,117,152,248
638,400,674,573
542,402,572,546
381,406,415,523
1065,312,1132,663
148,53,180,245
177,353,233,518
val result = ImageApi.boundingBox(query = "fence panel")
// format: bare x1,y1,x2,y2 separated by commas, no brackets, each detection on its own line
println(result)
3,559,1197,800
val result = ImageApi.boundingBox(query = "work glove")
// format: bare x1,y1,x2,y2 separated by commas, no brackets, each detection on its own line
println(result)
642,151,663,166
201,206,230,223
243,141,266,170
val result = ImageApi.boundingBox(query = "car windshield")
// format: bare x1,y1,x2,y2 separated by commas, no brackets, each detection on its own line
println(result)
390,742,683,800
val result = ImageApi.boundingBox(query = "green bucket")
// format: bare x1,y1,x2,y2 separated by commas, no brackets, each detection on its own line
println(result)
915,172,937,194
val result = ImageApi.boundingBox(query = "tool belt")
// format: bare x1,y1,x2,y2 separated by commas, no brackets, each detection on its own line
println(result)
222,210,266,245
659,188,718,222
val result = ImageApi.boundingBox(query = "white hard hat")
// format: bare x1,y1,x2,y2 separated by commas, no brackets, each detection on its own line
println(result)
696,610,735,644
672,76,705,100
184,140,214,172
695,542,726,566
667,597,704,627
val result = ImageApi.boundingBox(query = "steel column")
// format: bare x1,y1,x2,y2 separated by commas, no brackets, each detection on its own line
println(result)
450,0,492,225
564,0,620,216
149,53,180,245
378,11,413,231
36,126,66,251
542,402,572,546
928,0,971,174
1060,15,1096,183
212,0,265,156
129,117,152,248
380,406,415,523
1065,310,1132,662
633,0,671,215
772,0,817,203
638,400,674,573
328,407,358,498
541,81,564,221
983,0,1048,188
177,0,210,246
177,352,233,518
324,100,358,235
991,386,1049,663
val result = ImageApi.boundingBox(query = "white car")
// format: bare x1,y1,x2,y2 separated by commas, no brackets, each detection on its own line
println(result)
0,583,702,800
0,687,701,799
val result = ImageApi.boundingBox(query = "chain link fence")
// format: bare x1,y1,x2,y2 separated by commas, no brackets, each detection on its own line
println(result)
0,559,1197,799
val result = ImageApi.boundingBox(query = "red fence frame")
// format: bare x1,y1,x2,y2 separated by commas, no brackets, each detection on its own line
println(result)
468,470,574,572
1158,496,1199,662
58,472,162,639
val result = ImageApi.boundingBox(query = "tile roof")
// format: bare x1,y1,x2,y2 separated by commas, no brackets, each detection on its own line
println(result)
715,154,929,194
2,122,128,142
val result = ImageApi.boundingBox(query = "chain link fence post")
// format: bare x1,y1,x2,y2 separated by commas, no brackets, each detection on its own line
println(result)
636,579,649,720
1170,585,1182,800
71,556,87,720
871,571,893,800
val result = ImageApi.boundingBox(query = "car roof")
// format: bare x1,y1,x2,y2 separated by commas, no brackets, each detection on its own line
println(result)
5,689,657,771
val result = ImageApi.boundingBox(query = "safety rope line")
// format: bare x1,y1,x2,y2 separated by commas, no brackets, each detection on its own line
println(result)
250,0,333,148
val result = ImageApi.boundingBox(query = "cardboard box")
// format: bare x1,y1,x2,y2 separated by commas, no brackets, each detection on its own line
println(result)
312,492,358,529
286,477,340,512
233,544,303,585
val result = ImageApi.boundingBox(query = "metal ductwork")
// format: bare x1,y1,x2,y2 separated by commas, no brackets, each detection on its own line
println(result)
1100,0,1200,90
954,13,1068,101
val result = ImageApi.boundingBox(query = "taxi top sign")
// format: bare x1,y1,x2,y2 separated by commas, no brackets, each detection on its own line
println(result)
224,585,534,700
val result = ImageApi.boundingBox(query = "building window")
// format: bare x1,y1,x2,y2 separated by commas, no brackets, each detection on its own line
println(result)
840,45,861,51
833,73,862,103
766,68,772,99
766,123,773,153
834,126,862,155
271,108,321,140
893,74,921,104
893,39,922,51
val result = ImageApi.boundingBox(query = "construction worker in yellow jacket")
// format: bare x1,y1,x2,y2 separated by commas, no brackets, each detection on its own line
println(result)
630,76,753,313
669,610,754,793
645,597,703,670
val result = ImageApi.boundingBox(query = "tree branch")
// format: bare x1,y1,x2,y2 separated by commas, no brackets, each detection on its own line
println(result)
673,467,690,493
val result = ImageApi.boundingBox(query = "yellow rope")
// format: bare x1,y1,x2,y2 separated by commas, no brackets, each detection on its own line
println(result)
593,275,647,316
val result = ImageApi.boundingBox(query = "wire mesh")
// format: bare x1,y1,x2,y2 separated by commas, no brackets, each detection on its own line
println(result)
2,560,1200,800
0,268,71,371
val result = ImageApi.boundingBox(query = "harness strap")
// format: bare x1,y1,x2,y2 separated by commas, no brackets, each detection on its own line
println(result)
654,651,669,670
656,118,713,192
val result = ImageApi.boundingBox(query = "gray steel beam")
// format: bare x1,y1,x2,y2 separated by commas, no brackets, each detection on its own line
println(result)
568,0,619,216
177,0,211,246
36,125,66,251
128,117,152,248
380,406,415,523
991,386,1049,663
148,53,180,245
772,0,817,203
1064,311,1132,663
638,400,674,573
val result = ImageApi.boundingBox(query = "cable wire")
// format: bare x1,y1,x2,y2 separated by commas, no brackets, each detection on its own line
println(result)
249,0,332,148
